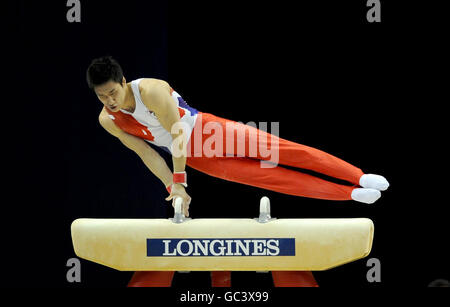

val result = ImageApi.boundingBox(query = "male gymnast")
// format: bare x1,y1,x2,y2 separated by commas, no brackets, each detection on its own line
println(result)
87,57,389,287
86,56,389,287
87,56,388,216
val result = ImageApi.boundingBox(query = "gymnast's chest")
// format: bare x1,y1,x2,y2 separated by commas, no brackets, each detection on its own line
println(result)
133,109,162,127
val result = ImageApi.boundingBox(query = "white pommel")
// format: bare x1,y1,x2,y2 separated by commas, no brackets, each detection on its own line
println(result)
259,196,270,214
171,197,188,224
174,197,183,215
257,196,275,223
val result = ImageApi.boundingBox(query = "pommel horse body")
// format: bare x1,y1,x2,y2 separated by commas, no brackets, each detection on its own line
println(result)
71,197,374,287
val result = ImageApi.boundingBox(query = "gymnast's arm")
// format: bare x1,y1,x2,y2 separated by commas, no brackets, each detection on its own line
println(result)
139,80,187,176
98,108,173,188
138,80,192,209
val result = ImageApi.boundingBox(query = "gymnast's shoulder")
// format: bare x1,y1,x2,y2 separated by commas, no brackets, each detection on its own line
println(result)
138,78,175,113
138,78,172,96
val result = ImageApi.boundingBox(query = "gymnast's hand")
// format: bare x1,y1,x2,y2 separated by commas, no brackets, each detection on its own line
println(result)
165,183,191,217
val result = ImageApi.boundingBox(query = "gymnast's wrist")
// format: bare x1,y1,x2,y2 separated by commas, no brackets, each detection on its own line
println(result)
166,183,186,194
173,171,187,188
173,183,185,189
166,171,187,194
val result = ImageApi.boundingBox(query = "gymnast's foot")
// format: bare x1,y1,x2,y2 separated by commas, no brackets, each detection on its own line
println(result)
351,188,381,204
359,174,390,191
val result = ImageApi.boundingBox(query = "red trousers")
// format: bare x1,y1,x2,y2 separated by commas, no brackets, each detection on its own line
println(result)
186,112,364,200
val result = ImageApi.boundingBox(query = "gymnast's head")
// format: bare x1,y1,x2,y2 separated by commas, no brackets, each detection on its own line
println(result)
86,56,128,112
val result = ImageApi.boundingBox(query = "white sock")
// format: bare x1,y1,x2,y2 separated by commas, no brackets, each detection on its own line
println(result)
351,188,381,204
359,174,389,191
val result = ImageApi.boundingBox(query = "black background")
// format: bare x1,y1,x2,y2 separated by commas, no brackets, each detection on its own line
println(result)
4,0,449,289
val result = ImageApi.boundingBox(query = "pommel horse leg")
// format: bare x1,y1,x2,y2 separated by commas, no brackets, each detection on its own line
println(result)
127,271,232,287
127,271,175,287
271,271,318,287
127,271,317,287
211,271,232,287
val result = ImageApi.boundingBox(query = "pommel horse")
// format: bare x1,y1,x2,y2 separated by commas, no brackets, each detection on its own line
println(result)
71,197,374,287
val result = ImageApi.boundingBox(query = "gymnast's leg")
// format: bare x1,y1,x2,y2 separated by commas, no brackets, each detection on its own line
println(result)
188,112,388,203
187,156,358,201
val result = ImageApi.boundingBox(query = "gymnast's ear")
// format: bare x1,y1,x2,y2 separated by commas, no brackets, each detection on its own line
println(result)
122,76,127,87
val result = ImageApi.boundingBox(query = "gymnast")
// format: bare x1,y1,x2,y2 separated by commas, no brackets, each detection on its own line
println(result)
86,56,389,217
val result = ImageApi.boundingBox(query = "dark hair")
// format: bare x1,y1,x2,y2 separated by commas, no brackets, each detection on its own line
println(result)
86,56,123,89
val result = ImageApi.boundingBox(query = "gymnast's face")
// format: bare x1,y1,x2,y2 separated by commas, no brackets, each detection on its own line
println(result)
94,78,127,112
